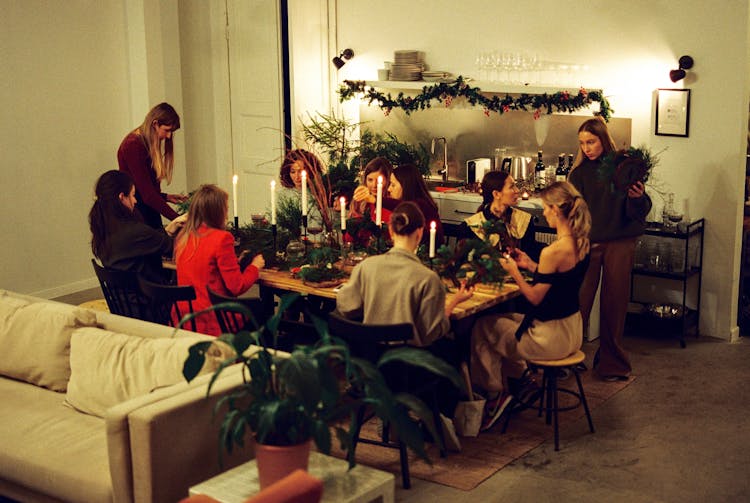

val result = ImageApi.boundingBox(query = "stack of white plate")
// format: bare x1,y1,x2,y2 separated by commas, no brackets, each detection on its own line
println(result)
422,71,453,83
390,50,423,81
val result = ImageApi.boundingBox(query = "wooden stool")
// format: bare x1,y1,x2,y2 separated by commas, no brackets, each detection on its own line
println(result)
503,350,594,451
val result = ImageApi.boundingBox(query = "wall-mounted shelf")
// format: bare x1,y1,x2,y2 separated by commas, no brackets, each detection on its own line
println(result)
366,80,585,95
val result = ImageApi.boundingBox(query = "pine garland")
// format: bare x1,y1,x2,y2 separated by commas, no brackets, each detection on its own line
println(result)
338,76,612,121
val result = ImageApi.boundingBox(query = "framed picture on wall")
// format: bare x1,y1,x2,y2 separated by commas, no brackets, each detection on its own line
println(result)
655,88,691,137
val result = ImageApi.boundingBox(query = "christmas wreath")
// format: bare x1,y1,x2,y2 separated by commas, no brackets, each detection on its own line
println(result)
598,146,662,193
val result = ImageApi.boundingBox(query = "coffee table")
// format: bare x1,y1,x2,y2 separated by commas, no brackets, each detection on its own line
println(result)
189,451,395,503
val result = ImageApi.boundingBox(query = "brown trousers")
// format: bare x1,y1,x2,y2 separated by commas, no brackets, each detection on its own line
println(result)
579,237,636,377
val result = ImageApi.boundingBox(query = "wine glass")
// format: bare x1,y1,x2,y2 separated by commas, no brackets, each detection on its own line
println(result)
307,225,323,246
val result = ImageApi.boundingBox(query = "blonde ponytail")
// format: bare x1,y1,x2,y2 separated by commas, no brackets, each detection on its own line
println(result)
539,181,591,260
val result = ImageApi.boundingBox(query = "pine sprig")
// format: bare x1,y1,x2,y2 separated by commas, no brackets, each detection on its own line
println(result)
598,145,665,193
338,76,612,121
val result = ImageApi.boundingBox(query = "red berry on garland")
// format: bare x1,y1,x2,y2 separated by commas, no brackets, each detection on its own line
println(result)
484,108,490,117
533,109,541,120
445,96,453,107
579,87,588,98
502,104,510,113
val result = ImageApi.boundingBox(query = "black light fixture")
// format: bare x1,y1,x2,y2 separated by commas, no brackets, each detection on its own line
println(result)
669,55,694,83
332,48,354,70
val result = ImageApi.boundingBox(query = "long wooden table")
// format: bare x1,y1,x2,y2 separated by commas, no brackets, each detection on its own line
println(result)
258,269,519,321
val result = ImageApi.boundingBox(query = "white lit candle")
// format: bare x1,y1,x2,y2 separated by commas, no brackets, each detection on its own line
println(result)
340,196,346,231
375,175,383,226
270,180,277,225
429,221,437,258
232,174,238,218
301,170,308,216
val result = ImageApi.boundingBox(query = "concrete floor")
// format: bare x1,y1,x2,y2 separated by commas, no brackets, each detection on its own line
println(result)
54,289,750,502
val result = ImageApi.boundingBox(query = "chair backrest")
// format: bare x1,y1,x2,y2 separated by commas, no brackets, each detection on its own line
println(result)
327,312,413,363
91,259,150,320
206,286,264,334
137,275,197,331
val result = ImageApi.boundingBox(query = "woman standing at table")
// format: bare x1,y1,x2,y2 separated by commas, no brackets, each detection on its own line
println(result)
568,117,651,381
350,157,393,221
455,170,540,259
118,102,187,229
471,181,591,431
336,201,473,415
175,184,265,335
89,170,186,283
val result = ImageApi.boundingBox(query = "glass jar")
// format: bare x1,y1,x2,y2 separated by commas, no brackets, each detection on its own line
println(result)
285,239,306,264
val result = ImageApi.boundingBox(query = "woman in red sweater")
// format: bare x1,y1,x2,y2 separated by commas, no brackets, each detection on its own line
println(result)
117,102,187,229
175,185,265,335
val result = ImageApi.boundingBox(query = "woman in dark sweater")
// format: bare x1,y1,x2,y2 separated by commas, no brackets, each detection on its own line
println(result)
117,103,187,229
567,117,652,381
89,170,185,283
383,163,444,246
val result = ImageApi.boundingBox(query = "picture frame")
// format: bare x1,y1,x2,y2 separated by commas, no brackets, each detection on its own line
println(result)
655,88,691,137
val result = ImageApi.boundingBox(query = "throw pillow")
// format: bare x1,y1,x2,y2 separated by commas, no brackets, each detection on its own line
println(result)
66,327,235,417
0,293,97,391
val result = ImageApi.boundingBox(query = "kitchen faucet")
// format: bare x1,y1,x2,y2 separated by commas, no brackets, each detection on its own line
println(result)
431,137,448,182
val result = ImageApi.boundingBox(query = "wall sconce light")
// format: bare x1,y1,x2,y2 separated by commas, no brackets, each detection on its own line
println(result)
669,55,694,83
332,48,354,70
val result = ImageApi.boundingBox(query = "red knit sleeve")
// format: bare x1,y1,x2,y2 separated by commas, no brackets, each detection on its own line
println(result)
117,134,179,220
215,232,259,296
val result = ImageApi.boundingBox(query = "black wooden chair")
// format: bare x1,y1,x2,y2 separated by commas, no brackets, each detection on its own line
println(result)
327,312,447,489
206,287,265,334
91,259,150,320
137,276,197,332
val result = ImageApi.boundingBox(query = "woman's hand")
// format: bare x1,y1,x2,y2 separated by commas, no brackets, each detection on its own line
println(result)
454,281,475,303
499,255,520,276
167,193,189,204
627,181,645,198
165,213,188,237
353,185,375,204
250,253,265,270
510,248,537,272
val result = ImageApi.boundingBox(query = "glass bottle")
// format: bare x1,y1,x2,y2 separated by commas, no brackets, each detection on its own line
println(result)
534,150,546,191
555,153,566,182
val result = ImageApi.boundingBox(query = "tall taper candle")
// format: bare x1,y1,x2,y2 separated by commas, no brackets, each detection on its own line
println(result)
232,174,238,219
301,170,308,216
375,175,383,226
340,196,346,231
429,221,436,258
270,180,277,225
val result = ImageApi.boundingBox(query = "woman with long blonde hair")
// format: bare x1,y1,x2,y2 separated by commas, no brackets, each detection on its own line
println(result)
175,184,264,336
470,181,592,431
568,116,651,381
118,102,188,229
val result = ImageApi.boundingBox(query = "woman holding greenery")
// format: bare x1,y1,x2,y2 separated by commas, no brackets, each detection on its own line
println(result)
350,157,393,222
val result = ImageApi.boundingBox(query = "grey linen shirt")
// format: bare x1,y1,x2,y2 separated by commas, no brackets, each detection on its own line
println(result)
335,247,450,347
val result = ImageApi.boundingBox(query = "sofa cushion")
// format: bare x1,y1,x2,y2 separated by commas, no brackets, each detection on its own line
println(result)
0,291,97,391
0,378,112,503
66,327,234,418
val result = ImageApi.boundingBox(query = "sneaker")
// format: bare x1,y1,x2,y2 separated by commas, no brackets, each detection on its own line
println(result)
480,392,513,431
516,378,541,407
602,374,629,382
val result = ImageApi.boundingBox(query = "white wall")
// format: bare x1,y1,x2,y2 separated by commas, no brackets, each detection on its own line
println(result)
0,0,185,298
322,0,749,339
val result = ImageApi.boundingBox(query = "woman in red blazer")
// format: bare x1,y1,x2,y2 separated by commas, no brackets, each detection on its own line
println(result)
175,185,265,335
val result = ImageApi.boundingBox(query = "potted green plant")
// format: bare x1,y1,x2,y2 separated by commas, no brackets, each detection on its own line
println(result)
182,294,462,488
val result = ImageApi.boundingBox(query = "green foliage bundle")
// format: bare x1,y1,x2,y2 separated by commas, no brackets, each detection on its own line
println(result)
432,220,509,288
182,294,463,468
360,129,431,178
598,145,663,193
339,76,613,121
296,247,346,283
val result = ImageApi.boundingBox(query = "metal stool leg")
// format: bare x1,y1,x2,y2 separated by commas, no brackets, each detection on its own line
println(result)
574,368,595,433
551,369,560,451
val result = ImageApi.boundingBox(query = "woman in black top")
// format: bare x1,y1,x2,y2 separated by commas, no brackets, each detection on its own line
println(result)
470,181,591,431
89,170,186,283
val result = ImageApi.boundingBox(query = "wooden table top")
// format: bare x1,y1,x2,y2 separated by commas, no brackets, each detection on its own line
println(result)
259,269,519,321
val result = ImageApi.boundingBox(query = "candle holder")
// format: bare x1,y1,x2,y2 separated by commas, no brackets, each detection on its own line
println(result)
234,216,239,230
301,215,308,242
271,223,278,254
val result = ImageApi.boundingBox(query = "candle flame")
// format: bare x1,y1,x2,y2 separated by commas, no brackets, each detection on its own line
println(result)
430,221,436,230
270,180,276,189
301,170,307,179
340,196,346,204
232,174,238,184
377,175,383,184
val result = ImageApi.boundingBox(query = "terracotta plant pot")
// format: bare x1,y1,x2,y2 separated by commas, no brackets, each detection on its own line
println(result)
255,440,312,489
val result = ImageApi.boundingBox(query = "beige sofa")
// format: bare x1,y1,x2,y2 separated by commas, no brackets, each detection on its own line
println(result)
0,290,254,503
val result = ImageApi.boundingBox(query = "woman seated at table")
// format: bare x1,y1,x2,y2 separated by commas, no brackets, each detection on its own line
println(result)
356,163,443,246
350,156,393,222
89,170,186,283
470,181,591,431
456,170,539,259
336,201,473,415
175,184,265,335
278,148,325,231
